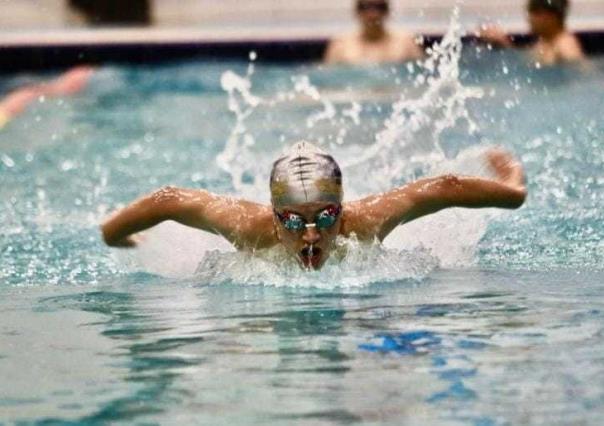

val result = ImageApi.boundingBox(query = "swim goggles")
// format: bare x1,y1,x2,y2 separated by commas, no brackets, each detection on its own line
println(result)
274,205,342,232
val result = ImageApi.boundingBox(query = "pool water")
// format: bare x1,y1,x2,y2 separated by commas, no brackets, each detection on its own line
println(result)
1,20,604,425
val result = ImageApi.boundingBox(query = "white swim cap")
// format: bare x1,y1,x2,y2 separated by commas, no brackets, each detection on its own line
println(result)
270,141,343,207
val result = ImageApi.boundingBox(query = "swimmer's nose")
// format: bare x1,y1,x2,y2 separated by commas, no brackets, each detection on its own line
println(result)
302,226,321,244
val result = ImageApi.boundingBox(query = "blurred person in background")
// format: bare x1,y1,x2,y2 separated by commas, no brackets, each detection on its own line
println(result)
1,0,152,128
66,0,152,26
478,0,584,65
0,66,94,130
325,0,424,65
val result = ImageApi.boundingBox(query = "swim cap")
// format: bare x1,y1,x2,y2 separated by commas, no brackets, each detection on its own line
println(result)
270,141,343,207
528,0,569,19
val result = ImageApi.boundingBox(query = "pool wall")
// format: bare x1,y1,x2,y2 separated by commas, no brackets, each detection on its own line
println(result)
1,31,604,73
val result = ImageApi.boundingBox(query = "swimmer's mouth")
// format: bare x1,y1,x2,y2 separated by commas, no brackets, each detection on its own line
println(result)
299,246,322,269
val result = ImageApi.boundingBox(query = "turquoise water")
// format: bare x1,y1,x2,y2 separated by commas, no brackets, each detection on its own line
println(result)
1,42,604,424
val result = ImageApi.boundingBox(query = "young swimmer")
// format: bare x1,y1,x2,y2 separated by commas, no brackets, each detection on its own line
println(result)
478,0,585,65
102,142,527,270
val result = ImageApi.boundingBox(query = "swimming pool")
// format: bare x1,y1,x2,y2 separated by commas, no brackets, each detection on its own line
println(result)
1,26,604,424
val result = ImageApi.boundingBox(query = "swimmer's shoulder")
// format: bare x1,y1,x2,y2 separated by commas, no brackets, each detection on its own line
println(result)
340,201,383,241
390,30,424,58
390,29,417,43
330,32,361,45
555,32,585,61
325,32,361,64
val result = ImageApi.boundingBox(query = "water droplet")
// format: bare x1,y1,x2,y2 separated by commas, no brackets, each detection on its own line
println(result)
1,154,15,168
61,160,75,171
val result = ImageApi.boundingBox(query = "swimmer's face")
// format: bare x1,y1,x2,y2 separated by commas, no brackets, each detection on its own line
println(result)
528,9,562,35
273,201,343,270
356,0,389,28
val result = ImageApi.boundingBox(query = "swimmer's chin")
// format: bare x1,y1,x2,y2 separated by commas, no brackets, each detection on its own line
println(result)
298,247,326,270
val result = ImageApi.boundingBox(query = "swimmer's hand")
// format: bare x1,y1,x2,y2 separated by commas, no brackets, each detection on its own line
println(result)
102,233,145,248
485,148,526,192
476,24,513,48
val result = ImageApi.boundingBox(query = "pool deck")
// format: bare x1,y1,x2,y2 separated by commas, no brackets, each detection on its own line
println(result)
1,1,603,72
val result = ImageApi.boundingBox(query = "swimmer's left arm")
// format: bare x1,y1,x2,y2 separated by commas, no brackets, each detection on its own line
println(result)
343,149,526,241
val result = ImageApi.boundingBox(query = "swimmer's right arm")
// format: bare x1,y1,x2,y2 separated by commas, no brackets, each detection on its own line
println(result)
101,187,277,250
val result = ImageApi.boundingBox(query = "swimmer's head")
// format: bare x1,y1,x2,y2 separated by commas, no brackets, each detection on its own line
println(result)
270,141,343,208
270,142,343,270
528,0,569,22
356,0,390,30
356,0,389,15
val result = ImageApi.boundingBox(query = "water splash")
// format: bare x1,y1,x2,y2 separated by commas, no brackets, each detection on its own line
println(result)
121,8,498,282
216,70,262,193
343,6,484,194
291,75,337,129
195,236,438,288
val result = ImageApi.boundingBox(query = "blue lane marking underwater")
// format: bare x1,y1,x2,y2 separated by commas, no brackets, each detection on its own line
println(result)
359,329,495,424
358,330,442,355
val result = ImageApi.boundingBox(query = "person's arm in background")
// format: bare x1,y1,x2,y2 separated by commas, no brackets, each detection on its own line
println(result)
0,65,95,129
476,25,514,48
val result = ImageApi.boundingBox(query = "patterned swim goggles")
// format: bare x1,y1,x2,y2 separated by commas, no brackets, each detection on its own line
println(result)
274,205,342,232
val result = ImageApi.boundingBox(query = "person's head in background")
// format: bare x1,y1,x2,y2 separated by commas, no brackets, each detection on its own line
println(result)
356,0,390,40
67,0,152,26
527,0,569,39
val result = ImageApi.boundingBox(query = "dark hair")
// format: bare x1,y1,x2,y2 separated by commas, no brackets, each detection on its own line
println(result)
68,0,151,25
356,0,390,14
527,0,569,20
